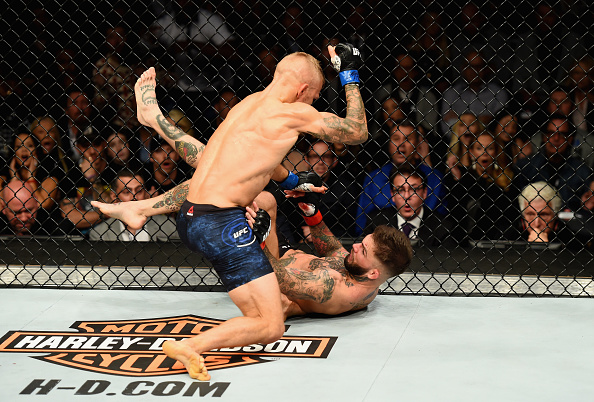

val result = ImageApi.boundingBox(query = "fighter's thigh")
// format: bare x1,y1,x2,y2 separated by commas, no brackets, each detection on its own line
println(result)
228,272,284,321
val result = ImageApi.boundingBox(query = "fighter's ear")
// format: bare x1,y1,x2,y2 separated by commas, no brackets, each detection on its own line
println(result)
297,83,309,99
367,268,381,280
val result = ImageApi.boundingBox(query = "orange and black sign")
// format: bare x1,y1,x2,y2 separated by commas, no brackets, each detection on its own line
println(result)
0,315,337,377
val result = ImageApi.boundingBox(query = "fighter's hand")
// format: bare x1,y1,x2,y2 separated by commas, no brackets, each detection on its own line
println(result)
246,201,271,244
329,43,362,86
245,202,258,228
294,171,326,192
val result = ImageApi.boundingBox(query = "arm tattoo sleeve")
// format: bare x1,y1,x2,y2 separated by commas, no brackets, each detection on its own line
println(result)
264,248,336,304
309,221,348,259
152,182,189,212
306,85,367,143
156,115,186,140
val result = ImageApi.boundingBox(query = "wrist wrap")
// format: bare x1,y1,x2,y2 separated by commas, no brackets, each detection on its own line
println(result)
339,70,360,86
303,210,323,226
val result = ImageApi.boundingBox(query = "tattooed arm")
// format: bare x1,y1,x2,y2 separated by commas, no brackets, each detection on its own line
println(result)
308,220,349,259
303,85,368,145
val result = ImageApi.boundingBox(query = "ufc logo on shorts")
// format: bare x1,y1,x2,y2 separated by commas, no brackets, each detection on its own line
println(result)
233,227,249,238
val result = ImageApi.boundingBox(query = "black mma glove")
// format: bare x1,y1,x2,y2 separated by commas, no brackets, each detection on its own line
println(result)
252,208,272,245
331,43,363,86
278,171,323,192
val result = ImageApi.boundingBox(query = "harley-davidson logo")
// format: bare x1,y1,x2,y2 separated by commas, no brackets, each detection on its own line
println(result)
0,315,337,377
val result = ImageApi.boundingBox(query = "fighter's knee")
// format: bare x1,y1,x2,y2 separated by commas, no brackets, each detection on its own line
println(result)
261,320,285,344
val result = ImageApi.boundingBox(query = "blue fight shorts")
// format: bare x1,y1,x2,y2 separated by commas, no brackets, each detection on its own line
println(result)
177,201,273,292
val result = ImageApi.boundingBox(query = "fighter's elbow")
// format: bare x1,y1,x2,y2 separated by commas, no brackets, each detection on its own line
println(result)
346,126,368,145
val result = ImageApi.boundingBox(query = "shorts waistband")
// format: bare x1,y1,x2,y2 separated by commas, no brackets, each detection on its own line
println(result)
181,201,245,217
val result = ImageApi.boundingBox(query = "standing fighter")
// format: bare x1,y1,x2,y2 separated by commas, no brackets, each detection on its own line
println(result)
129,45,367,380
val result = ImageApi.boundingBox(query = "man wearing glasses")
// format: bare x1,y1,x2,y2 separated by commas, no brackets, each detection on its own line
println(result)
514,114,592,211
363,163,454,247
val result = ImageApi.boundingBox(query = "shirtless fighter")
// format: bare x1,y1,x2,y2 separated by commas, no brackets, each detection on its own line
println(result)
109,44,368,380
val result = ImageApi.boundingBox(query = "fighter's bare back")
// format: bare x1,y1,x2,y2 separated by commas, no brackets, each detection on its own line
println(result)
187,93,315,208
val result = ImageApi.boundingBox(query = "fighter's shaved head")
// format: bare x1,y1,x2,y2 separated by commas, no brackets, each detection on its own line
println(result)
275,52,324,87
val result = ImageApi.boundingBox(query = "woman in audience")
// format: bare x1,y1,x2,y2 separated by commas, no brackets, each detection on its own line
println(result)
446,113,485,179
491,110,533,166
3,128,60,209
447,130,519,242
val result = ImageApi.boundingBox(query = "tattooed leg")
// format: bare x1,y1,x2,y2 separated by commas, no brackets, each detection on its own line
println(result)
134,68,205,168
134,67,162,129
91,181,191,230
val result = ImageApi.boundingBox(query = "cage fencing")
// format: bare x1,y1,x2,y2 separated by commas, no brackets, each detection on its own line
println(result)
1,0,593,296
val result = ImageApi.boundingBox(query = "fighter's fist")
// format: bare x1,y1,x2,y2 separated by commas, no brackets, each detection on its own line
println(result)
252,208,272,244
330,43,363,72
297,191,321,218
330,43,362,86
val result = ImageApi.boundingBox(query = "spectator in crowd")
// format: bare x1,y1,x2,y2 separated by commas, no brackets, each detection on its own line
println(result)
547,88,574,117
446,131,519,243
509,181,567,244
198,88,240,142
148,0,237,113
104,126,143,176
440,50,509,135
282,140,361,241
90,55,122,125
3,129,59,210
59,88,94,161
90,170,178,242
446,113,485,179
236,45,281,96
141,136,192,196
364,163,454,247
59,130,113,236
311,36,343,115
449,1,513,86
48,46,85,105
531,88,575,150
0,180,63,236
379,97,406,131
566,57,594,133
514,114,592,211
355,119,446,235
580,179,594,212
564,57,594,166
272,4,310,54
510,2,587,107
491,110,533,166
373,52,439,137
407,8,452,92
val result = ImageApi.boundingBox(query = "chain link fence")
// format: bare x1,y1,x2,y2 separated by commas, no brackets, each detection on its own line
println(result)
1,0,593,296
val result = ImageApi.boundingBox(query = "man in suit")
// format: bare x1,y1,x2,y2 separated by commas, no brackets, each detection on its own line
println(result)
364,163,454,247
89,169,178,241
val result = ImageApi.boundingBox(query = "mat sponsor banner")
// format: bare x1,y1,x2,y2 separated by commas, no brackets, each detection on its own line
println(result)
0,315,337,376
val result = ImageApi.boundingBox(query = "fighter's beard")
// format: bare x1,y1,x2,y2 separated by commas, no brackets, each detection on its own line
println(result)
343,254,369,277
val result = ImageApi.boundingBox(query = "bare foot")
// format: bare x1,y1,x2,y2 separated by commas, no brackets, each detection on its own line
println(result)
163,340,210,381
90,201,147,230
134,67,162,129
